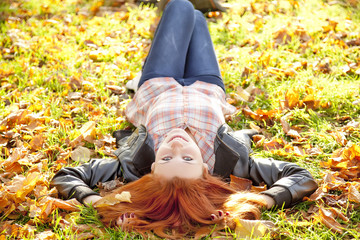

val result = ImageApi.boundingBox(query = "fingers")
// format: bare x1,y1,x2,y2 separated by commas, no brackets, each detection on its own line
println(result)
116,213,136,230
211,210,230,221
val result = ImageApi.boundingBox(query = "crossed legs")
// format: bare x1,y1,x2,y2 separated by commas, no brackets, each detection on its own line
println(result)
138,0,224,91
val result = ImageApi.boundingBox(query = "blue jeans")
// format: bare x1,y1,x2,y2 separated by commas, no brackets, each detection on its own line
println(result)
138,0,225,91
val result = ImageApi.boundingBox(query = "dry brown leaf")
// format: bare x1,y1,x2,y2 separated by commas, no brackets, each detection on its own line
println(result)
29,134,45,151
294,26,311,42
263,138,286,151
0,146,28,173
302,94,320,109
230,175,252,191
98,178,124,195
0,109,29,130
330,131,347,146
313,59,332,73
287,129,302,140
318,208,344,234
273,28,292,45
280,115,291,134
71,146,91,163
305,147,323,156
322,19,338,33
346,38,360,47
242,106,258,120
329,207,349,222
15,172,40,202
242,106,279,122
348,185,360,203
305,187,326,201
106,85,125,95
0,221,22,237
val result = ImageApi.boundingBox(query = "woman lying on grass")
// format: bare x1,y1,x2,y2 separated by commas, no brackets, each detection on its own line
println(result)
51,0,318,238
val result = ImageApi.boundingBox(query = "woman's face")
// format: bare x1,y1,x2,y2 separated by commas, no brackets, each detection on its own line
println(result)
152,128,207,179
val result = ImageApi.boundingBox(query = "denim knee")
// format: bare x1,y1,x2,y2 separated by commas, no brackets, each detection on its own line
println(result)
165,0,195,15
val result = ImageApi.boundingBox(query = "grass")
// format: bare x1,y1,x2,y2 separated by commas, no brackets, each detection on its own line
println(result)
1,0,360,238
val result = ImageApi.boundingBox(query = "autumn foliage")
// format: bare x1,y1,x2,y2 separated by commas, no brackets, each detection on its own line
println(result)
1,0,360,238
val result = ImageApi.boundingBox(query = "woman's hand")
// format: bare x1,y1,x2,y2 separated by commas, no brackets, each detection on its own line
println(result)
116,213,136,230
83,195,103,206
261,195,275,209
211,210,230,222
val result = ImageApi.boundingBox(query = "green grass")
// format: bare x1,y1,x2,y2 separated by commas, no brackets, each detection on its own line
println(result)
1,0,360,238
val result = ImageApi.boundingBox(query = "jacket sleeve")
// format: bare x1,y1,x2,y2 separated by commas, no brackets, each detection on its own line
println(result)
215,125,318,208
51,125,155,204
235,156,318,208
50,158,122,204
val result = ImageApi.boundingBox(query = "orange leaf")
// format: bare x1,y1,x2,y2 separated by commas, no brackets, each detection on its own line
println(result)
230,175,252,191
263,138,286,151
51,197,81,211
285,88,299,109
15,172,40,201
302,94,320,109
319,208,344,234
251,185,267,193
273,28,292,45
29,134,45,151
70,121,96,147
242,106,259,120
305,187,325,201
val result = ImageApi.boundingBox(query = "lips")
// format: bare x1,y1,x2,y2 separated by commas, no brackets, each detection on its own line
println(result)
167,135,188,143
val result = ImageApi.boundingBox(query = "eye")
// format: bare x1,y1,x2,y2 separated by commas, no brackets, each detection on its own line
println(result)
183,157,193,161
162,157,172,161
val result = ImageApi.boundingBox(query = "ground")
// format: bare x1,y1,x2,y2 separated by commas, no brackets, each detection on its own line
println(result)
0,0,360,239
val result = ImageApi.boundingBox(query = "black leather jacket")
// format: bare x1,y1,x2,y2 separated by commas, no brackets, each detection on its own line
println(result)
51,124,318,208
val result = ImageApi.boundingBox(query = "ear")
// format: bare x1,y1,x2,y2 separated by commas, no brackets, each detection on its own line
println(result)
151,162,155,172
203,163,209,174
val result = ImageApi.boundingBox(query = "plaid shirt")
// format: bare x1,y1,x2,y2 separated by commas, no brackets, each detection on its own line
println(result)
125,77,236,173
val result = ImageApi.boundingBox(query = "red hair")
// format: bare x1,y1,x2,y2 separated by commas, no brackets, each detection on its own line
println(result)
97,173,266,238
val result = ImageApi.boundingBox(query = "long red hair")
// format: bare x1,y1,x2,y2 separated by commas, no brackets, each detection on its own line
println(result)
96,173,266,238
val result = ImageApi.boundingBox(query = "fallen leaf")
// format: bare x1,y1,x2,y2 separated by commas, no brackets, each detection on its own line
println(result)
234,218,275,238
280,115,291,134
106,85,125,95
15,172,40,202
29,134,45,151
98,179,124,195
263,138,286,151
71,146,91,163
305,187,326,201
285,88,300,109
318,208,344,234
34,230,56,240
70,121,96,147
348,185,360,203
273,28,292,45
95,191,132,207
230,175,252,191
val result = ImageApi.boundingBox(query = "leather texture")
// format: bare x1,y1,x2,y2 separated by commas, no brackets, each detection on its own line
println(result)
51,124,318,207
